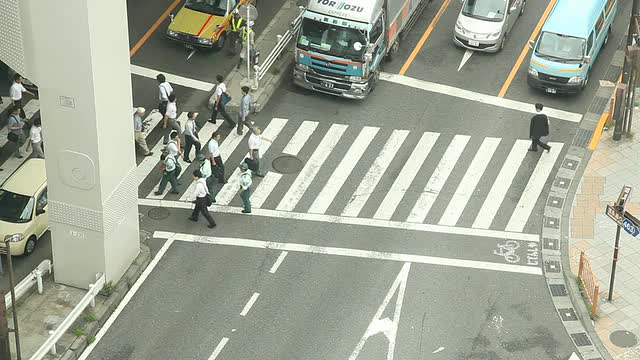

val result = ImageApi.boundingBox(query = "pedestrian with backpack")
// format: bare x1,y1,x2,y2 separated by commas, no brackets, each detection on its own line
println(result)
155,149,180,195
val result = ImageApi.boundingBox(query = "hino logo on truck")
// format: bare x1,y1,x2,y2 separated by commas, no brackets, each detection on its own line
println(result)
316,0,364,12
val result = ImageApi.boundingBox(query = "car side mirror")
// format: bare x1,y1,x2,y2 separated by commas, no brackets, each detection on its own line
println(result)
36,209,46,216
528,39,535,49
169,14,175,23
509,5,517,13
584,55,591,64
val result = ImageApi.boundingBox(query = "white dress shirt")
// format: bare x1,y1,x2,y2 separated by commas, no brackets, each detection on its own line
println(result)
166,101,177,119
207,139,220,158
215,83,227,98
30,126,42,143
248,133,262,150
184,119,198,140
159,82,174,102
191,178,209,200
9,82,26,101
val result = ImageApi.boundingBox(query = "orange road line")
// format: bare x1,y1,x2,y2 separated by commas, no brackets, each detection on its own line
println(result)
399,0,452,76
130,0,182,58
588,73,623,150
497,0,557,98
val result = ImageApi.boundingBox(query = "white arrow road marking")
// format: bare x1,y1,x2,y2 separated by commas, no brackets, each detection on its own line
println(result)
568,352,581,360
187,49,197,60
432,347,445,354
348,262,411,360
458,50,474,71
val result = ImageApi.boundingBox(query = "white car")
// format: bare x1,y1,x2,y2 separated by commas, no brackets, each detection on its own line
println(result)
454,0,526,52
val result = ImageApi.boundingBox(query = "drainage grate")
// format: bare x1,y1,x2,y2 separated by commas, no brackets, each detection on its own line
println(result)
148,207,171,220
549,284,567,296
572,128,593,148
545,260,561,273
544,238,559,250
588,96,609,114
558,308,578,321
547,197,564,208
272,155,304,174
610,330,638,348
571,332,592,346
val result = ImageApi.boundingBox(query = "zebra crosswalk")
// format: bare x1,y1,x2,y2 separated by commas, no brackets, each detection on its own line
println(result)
141,117,565,234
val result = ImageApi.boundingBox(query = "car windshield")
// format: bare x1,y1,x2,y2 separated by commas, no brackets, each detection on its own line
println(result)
0,190,33,223
536,32,586,62
185,0,228,16
297,18,367,61
462,0,506,22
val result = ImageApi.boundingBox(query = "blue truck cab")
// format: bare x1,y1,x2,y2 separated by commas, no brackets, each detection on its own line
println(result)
527,0,617,94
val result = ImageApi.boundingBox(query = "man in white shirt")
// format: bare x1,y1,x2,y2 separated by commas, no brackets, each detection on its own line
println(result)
133,107,153,157
162,93,182,145
207,131,226,184
155,149,180,195
248,127,272,177
209,74,235,128
10,74,34,118
183,112,201,163
197,153,215,203
156,73,174,116
28,117,44,159
187,169,217,228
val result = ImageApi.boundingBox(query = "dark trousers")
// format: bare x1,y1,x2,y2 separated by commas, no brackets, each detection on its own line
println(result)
191,197,216,226
211,104,235,127
240,188,252,212
184,136,201,161
530,137,550,151
13,99,26,118
237,115,252,134
211,155,225,183
157,170,179,193
228,31,240,55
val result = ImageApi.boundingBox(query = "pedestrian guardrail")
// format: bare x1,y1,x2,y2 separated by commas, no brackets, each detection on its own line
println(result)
578,251,599,317
29,273,105,360
3,260,52,309
256,6,305,82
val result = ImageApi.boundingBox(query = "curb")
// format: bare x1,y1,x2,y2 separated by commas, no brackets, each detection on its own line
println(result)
58,242,152,359
540,35,625,360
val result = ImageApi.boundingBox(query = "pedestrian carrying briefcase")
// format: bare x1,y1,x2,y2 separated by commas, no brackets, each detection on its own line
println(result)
243,157,258,173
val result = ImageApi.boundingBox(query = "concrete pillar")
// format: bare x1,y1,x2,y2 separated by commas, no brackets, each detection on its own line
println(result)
15,0,140,288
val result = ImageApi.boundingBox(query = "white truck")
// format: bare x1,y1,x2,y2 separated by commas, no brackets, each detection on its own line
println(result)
293,0,429,99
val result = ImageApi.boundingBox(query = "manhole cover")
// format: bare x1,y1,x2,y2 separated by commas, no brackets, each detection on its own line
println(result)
148,207,170,220
272,155,303,174
610,330,638,348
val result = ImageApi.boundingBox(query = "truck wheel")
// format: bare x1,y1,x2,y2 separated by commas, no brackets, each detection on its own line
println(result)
215,33,227,49
370,70,380,92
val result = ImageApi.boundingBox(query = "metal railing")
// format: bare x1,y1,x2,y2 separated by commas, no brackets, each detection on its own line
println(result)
3,260,52,309
578,251,599,317
29,273,105,360
256,6,305,81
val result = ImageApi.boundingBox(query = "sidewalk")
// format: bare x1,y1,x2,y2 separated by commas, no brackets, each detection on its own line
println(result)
569,109,640,359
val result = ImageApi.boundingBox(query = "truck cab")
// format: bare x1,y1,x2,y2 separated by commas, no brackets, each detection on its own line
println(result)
293,0,386,99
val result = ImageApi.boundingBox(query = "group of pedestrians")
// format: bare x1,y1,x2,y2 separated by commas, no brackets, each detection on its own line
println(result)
143,72,269,227
3,74,44,166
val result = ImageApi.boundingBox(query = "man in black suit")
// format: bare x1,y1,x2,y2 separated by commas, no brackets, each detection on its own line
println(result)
529,103,551,152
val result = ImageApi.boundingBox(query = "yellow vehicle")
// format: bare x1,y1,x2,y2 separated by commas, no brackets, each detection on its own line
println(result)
0,159,48,256
166,0,252,49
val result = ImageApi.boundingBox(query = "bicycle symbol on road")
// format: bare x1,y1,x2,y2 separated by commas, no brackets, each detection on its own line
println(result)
494,240,520,263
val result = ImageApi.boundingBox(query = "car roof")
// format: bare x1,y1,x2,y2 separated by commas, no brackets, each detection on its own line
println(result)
542,0,604,38
1,159,46,196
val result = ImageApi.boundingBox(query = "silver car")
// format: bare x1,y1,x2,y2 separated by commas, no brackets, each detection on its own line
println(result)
453,0,526,52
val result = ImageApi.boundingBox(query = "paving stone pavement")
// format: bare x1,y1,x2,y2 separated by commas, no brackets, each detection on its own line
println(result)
570,109,640,358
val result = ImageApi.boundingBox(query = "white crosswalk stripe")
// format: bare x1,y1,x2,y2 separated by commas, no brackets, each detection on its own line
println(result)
472,139,531,229
341,130,409,218
308,126,379,214
373,132,439,221
407,135,470,223
277,124,348,212
251,121,318,208
439,137,501,226
505,142,564,232
214,118,288,205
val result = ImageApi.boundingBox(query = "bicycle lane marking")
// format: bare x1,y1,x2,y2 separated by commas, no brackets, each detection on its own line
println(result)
493,240,540,266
